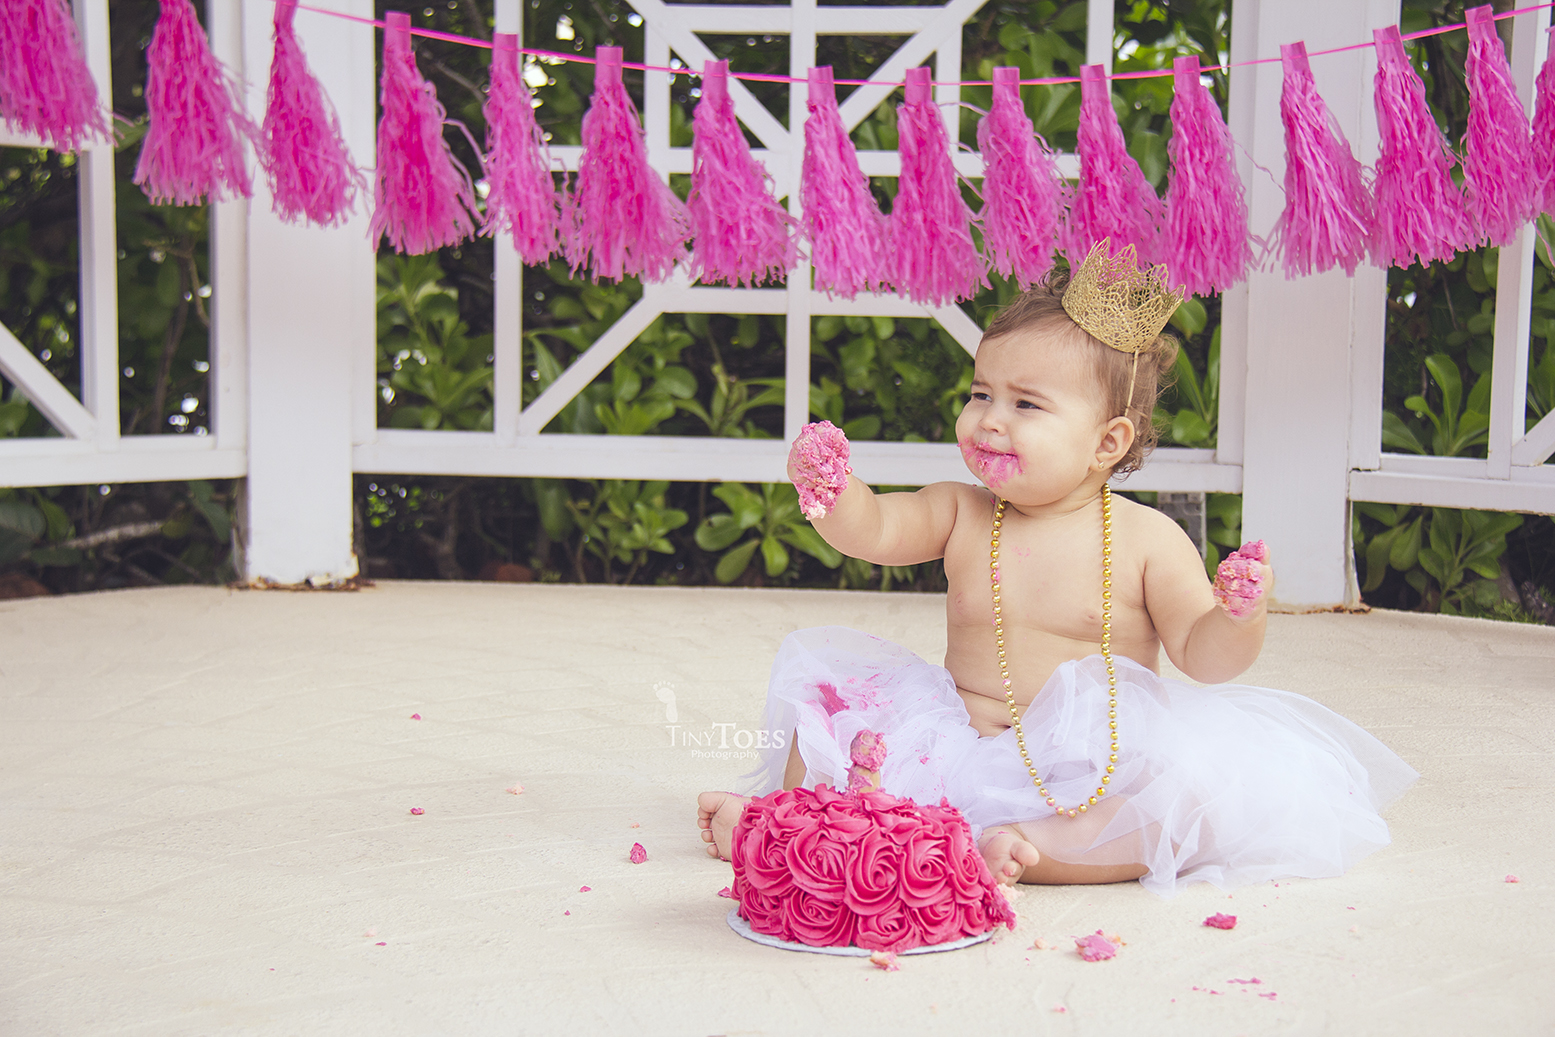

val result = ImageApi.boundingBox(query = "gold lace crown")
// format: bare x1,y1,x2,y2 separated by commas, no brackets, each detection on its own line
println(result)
1060,239,1185,355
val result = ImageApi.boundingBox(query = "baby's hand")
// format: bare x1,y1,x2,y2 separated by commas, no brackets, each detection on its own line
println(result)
1214,540,1273,619
788,420,852,520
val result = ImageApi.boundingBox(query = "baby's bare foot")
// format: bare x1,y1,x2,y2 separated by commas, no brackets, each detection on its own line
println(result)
979,827,1042,886
696,790,749,861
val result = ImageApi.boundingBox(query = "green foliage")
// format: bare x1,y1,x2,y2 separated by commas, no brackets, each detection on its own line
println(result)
378,255,494,431
695,482,843,584
562,479,689,584
1354,503,1522,613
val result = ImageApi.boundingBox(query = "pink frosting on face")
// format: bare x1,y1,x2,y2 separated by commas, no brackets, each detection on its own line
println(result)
1214,541,1272,618
729,786,1017,952
790,421,852,520
959,438,1024,488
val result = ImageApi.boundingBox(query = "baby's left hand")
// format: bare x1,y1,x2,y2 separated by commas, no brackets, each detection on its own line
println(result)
1214,540,1274,619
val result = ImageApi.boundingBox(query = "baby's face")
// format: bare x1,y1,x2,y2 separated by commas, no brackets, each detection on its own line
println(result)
955,330,1110,506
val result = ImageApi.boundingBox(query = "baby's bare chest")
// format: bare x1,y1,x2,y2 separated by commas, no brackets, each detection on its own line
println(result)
944,522,1121,641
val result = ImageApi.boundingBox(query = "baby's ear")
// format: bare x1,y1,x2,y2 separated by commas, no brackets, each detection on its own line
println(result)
1095,416,1135,469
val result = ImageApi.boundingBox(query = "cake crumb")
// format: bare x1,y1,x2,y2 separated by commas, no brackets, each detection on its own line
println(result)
1075,931,1118,961
1203,913,1236,930
869,951,899,971
629,842,648,864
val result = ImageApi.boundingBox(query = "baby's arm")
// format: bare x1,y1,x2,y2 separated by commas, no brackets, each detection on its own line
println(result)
789,422,964,565
1140,512,1271,685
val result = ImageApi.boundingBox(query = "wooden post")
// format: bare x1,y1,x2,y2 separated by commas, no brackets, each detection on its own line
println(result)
1228,0,1395,609
236,0,375,584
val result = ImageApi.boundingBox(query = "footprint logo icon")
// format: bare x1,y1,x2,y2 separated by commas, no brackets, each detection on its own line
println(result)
654,682,677,723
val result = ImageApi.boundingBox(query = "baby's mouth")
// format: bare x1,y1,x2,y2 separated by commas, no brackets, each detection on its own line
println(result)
960,439,1024,487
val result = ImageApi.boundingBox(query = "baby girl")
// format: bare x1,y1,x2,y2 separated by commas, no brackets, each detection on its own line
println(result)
697,244,1415,895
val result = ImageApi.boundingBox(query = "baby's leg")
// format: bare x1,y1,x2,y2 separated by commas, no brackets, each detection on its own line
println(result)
697,732,805,861
980,797,1149,886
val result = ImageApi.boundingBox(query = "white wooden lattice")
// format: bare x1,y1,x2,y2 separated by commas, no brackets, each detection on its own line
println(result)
0,0,1550,596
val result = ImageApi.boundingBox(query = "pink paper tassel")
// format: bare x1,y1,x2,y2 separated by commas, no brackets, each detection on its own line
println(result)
1371,26,1473,268
0,0,110,152
482,32,560,264
976,67,1065,288
1065,64,1165,267
1274,41,1374,277
800,65,890,298
1532,30,1555,216
133,0,256,206
370,11,478,255
890,67,986,305
1463,5,1538,246
565,46,689,283
1164,55,1251,296
688,59,797,287
261,0,363,226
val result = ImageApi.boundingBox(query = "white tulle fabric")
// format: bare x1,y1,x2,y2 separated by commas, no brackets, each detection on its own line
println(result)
742,626,1418,898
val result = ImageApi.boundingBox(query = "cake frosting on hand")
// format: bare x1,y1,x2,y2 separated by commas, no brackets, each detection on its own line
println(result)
1214,540,1272,618
729,784,1017,953
788,421,852,520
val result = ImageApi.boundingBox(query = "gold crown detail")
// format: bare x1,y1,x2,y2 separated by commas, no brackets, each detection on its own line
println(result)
1060,240,1185,355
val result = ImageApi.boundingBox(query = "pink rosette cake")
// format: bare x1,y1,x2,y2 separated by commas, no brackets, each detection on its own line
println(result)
729,783,1017,953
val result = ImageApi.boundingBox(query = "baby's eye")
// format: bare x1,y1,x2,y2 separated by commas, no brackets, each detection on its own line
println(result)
968,391,991,402
1015,399,1041,410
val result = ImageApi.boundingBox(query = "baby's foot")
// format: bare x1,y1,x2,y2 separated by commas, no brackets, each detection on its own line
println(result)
978,827,1042,886
696,790,749,861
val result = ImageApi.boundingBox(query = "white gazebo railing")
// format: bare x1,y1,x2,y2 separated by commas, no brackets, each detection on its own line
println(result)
0,0,1550,603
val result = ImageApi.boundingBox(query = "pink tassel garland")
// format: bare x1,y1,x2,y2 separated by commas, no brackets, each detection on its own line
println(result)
1164,56,1250,297
687,59,797,287
1274,41,1374,277
370,11,478,255
800,65,890,298
134,0,256,206
1065,64,1165,267
1462,4,1538,246
891,67,986,305
0,0,110,152
1531,29,1555,217
261,0,363,227
482,32,560,265
977,67,1065,289
1371,26,1473,268
565,46,689,283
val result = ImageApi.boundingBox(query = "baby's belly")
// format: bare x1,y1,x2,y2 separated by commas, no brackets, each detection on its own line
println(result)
956,687,1018,738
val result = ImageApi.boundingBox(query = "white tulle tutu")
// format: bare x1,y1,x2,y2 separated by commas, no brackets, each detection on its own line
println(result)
742,627,1418,897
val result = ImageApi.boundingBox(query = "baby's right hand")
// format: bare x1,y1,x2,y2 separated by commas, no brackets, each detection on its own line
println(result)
788,421,852,520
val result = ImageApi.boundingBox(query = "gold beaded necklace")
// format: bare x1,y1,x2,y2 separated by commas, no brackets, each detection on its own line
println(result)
989,482,1118,818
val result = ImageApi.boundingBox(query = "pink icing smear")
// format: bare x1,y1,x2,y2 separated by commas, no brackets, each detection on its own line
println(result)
816,681,849,716
790,421,852,520
629,842,647,864
1203,912,1237,929
959,438,1024,488
1214,540,1271,617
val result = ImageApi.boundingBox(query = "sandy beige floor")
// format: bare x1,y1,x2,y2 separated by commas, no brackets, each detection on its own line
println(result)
0,581,1551,1036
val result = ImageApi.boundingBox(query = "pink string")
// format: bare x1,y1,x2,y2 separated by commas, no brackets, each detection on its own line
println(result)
281,0,1555,89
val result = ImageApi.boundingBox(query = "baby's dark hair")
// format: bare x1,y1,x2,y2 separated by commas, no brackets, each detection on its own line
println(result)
982,268,1178,476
